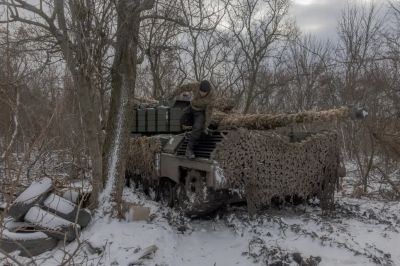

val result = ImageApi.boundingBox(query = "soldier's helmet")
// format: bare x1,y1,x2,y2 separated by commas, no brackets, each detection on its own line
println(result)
199,80,211,93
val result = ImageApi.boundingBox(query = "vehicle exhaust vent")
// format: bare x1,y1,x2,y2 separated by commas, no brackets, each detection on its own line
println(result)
176,132,224,158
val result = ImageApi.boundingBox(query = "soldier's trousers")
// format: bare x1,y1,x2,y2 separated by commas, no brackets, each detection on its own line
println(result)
180,106,205,150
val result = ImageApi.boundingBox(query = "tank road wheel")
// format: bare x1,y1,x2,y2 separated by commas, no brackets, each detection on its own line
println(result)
157,178,177,207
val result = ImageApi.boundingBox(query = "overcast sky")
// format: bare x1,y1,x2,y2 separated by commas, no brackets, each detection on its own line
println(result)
290,0,385,40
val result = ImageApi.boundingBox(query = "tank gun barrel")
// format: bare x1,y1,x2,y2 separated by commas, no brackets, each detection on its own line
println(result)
212,106,367,130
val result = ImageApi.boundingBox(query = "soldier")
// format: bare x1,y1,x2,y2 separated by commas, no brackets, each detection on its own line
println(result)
170,80,215,159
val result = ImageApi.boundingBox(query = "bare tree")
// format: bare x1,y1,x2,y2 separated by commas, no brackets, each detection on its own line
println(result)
385,1,400,116
336,2,382,105
138,0,182,99
227,0,292,113
283,36,333,111
0,0,115,207
176,0,227,85
336,2,383,193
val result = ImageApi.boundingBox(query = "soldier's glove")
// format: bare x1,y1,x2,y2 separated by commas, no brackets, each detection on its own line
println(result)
203,128,210,135
351,106,368,119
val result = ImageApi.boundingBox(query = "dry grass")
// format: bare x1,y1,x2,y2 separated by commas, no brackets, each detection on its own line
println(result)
212,107,351,130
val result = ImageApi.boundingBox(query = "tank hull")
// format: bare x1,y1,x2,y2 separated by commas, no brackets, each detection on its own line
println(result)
127,129,340,215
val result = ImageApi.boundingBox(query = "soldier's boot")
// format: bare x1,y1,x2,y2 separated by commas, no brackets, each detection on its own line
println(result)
185,146,195,159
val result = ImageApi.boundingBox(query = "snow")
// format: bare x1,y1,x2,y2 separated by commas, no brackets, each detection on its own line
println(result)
69,179,93,194
2,161,400,266
2,185,397,266
3,217,31,231
99,81,129,212
62,190,80,203
24,206,79,231
214,164,226,187
13,177,53,204
43,193,76,214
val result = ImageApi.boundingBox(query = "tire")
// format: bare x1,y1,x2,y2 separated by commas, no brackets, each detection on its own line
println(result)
61,189,80,204
157,179,176,207
42,193,92,228
24,206,81,242
1,218,58,257
184,189,228,217
8,177,54,221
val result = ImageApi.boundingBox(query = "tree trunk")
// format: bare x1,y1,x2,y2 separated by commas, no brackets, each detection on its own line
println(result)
243,73,257,114
75,75,103,208
100,0,154,215
149,55,163,99
60,47,103,209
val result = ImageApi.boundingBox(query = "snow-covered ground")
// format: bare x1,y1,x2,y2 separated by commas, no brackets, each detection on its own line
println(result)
1,158,400,266
2,183,399,266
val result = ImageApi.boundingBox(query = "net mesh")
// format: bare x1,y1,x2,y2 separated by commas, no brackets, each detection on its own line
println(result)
212,129,339,214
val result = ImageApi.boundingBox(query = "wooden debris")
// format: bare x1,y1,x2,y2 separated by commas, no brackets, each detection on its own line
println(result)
122,202,151,221
129,245,158,265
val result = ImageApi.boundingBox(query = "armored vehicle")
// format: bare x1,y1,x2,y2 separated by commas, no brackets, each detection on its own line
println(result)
127,98,364,216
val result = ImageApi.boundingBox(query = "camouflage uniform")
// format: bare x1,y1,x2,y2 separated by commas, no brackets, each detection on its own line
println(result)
172,82,215,151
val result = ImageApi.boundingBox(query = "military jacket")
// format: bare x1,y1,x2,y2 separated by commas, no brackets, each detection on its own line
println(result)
172,82,215,127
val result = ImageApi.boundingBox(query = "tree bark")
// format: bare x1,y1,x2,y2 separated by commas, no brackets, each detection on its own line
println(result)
54,0,104,208
74,74,103,208
100,0,155,215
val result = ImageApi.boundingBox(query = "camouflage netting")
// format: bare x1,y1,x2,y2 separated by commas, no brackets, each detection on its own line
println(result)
126,137,162,180
212,106,353,130
213,129,340,214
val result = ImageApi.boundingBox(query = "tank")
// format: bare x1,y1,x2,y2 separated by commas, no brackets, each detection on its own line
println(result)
126,98,366,216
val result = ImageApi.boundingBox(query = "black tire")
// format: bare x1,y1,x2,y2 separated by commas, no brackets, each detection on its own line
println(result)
184,190,228,217
1,219,58,257
61,189,80,204
24,206,81,242
157,179,176,207
142,178,150,195
8,177,54,221
42,193,92,228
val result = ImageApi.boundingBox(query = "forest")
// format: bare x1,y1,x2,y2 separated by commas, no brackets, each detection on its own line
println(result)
0,0,400,265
